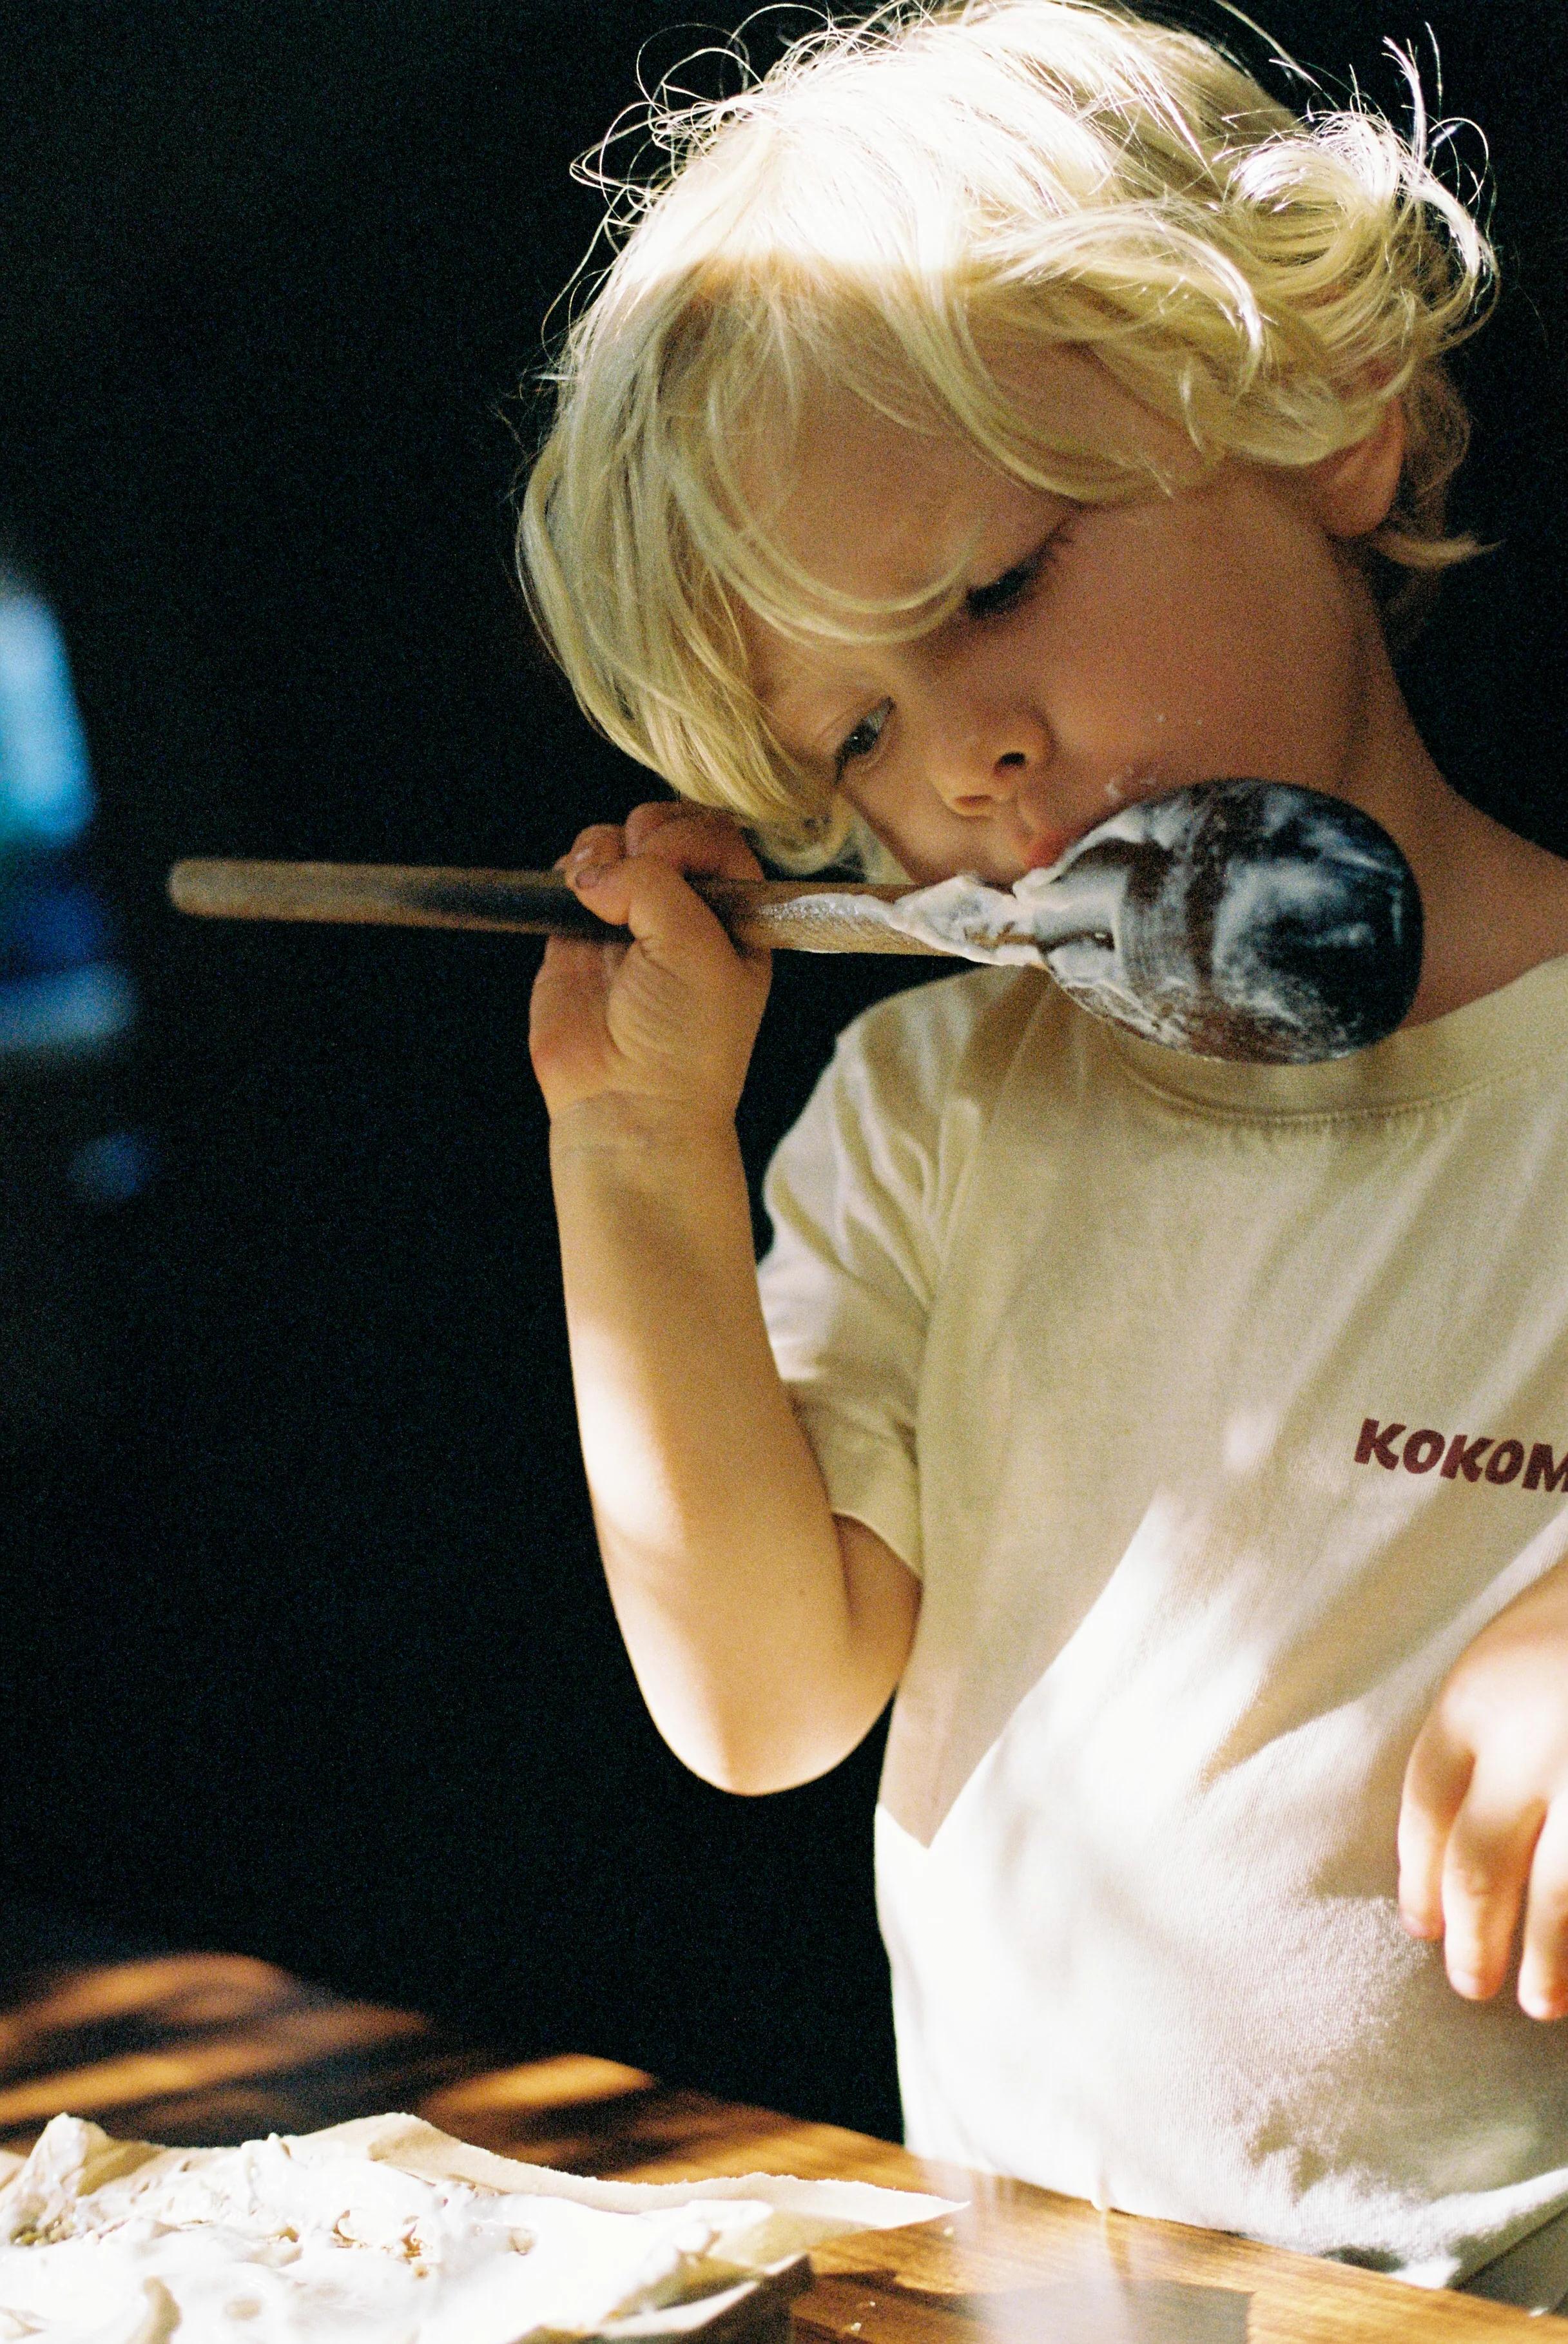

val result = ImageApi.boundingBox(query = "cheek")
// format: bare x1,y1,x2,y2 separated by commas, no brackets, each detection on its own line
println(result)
1056,503,1362,770
842,764,988,886
1195,538,1359,749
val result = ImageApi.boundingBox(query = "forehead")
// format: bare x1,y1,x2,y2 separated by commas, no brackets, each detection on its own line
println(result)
759,389,1002,606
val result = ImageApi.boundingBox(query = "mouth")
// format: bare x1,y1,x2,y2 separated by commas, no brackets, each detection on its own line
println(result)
1017,775,1171,875
1019,831,1078,875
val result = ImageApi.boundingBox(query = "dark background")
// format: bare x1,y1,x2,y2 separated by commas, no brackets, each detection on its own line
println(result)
0,1,1562,2142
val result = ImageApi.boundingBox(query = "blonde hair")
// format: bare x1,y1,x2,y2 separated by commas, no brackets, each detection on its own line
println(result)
518,0,1495,866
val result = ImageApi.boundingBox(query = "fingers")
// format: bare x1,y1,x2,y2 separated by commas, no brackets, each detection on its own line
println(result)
1399,1564,1568,2019
1438,1781,1545,2001
1400,1718,1559,2008
558,820,626,887
623,801,764,881
1519,1802,1568,2020
570,856,752,994
561,805,766,974
559,803,762,884
1398,1712,1470,1942
533,804,770,1122
622,800,685,855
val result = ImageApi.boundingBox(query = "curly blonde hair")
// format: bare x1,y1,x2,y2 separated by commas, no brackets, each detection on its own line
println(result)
518,0,1494,866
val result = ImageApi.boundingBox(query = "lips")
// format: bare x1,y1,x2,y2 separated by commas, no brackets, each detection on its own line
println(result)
1019,808,1123,873
1020,831,1077,873
1017,774,1172,875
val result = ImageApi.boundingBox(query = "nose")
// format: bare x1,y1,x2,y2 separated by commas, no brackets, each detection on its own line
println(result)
925,696,1053,822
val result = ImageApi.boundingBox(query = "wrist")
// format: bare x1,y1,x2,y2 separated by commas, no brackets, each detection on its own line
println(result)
548,1090,740,1176
548,1090,759,1308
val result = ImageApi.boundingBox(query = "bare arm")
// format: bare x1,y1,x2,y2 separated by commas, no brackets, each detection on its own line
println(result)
532,806,918,1793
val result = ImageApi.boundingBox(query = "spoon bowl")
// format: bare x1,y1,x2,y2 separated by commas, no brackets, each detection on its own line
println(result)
1028,778,1424,1061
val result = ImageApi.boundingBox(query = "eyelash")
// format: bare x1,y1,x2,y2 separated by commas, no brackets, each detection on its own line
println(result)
833,532,1061,776
963,545,1049,622
834,706,891,774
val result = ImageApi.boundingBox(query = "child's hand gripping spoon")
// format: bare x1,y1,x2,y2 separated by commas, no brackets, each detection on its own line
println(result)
169,777,1421,1064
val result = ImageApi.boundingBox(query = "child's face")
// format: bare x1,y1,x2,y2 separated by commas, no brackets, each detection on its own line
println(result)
747,358,1386,886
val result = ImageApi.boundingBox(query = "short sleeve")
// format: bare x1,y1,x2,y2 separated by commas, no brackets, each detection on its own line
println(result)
757,972,1021,1579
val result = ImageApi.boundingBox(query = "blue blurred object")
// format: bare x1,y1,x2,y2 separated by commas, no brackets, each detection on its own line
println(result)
67,1127,158,1207
0,586,94,854
0,967,136,1058
10,880,110,969
0,572,135,1059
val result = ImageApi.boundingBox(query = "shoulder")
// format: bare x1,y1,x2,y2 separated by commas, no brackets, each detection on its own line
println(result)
828,966,1051,1120
764,969,1058,1243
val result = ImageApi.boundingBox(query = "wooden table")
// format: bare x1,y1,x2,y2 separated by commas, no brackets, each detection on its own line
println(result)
0,1952,1558,2340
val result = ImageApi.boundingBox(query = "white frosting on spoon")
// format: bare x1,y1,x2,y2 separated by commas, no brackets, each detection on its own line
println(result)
881,874,1050,965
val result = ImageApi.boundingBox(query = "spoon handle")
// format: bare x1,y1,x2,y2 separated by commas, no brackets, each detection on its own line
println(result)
167,858,950,958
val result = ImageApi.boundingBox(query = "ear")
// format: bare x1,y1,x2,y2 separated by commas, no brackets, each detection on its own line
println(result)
1307,397,1408,538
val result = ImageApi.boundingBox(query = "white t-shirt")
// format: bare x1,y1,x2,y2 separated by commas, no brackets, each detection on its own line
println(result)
757,957,1568,2294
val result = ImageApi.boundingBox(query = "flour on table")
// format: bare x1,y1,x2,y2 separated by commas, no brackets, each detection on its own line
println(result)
0,2112,956,2342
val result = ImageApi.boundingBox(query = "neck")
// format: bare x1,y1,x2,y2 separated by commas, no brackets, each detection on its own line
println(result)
1341,606,1568,1026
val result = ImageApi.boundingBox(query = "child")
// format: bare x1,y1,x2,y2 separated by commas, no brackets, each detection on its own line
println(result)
518,0,1568,2308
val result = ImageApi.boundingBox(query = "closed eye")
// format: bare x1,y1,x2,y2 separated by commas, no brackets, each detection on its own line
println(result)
963,534,1058,622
